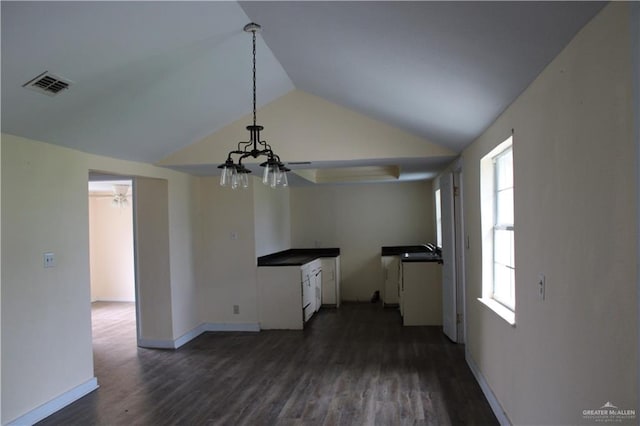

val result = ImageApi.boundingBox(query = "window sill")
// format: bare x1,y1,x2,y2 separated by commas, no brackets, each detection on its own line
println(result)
478,298,516,326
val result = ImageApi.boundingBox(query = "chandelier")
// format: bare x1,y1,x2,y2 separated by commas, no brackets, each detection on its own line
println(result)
218,22,289,190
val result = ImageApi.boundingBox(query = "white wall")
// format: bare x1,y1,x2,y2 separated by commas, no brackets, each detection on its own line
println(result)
1,132,3,422
134,177,174,342
2,136,94,424
196,177,259,324
167,175,199,340
159,90,455,167
461,3,637,424
290,181,434,301
1,133,198,424
253,182,290,257
88,195,135,302
633,3,640,416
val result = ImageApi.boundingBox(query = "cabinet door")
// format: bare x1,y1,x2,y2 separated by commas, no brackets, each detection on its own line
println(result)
314,270,322,312
402,262,442,326
382,256,400,305
307,274,315,313
320,259,333,305
334,256,340,308
381,257,390,304
399,259,404,317
301,266,313,316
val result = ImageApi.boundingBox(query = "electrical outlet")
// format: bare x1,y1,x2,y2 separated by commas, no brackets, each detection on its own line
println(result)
233,305,239,315
538,273,546,300
43,252,55,268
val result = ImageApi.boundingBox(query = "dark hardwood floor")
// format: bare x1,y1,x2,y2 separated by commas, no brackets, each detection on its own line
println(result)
39,302,497,425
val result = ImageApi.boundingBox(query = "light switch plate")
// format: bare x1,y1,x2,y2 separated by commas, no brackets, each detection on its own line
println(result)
538,273,546,300
44,252,55,268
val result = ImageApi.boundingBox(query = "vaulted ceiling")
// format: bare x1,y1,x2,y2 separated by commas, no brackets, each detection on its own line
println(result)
1,1,605,182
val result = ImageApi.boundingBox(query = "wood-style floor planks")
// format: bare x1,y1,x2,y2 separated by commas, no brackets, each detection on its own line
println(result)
38,302,497,426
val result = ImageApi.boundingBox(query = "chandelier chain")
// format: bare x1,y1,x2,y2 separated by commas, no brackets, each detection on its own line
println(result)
252,29,257,127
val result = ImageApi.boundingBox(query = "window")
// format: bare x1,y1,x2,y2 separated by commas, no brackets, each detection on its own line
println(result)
435,188,442,247
492,147,514,309
480,136,515,324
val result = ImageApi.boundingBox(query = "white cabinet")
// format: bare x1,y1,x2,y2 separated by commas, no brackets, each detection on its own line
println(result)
258,265,305,330
401,262,442,326
321,256,341,307
258,256,341,329
305,259,322,315
381,256,400,306
301,263,314,322
313,266,322,312
258,258,324,329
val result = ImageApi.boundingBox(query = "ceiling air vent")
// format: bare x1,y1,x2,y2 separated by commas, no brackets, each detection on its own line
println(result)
22,71,72,96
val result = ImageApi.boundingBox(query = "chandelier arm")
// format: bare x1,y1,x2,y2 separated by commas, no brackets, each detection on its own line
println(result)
227,150,247,163
237,140,252,151
239,152,255,162
236,154,248,167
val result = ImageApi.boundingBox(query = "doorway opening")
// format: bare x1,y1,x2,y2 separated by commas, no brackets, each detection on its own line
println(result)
88,174,138,356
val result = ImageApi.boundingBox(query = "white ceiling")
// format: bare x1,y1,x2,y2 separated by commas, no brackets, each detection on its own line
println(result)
1,1,605,179
240,1,605,153
1,1,292,162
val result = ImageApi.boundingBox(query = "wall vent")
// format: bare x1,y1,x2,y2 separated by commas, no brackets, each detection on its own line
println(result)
22,71,72,96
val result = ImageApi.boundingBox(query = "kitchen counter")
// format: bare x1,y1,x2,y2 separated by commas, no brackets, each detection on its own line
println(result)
258,248,340,266
399,252,442,263
381,244,442,263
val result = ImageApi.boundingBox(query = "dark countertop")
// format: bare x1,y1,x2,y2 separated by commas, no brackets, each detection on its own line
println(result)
381,245,432,256
399,252,442,263
381,244,442,263
258,248,340,266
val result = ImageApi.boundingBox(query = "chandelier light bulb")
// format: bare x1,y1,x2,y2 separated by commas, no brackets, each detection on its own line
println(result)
231,169,239,190
262,163,271,184
241,172,250,188
220,165,229,186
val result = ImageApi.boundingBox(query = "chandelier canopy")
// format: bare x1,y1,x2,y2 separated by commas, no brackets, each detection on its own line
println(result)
218,22,289,190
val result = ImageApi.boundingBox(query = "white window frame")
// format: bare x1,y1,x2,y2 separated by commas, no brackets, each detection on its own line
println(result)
492,147,515,310
435,188,442,247
479,136,515,325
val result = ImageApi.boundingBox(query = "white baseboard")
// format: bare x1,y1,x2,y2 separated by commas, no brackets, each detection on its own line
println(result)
173,323,208,349
137,338,176,349
203,322,260,332
465,349,512,426
7,377,99,426
138,322,260,350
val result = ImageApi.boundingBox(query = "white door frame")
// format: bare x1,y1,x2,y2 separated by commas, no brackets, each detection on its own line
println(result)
88,172,141,342
440,172,457,342
453,160,466,344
